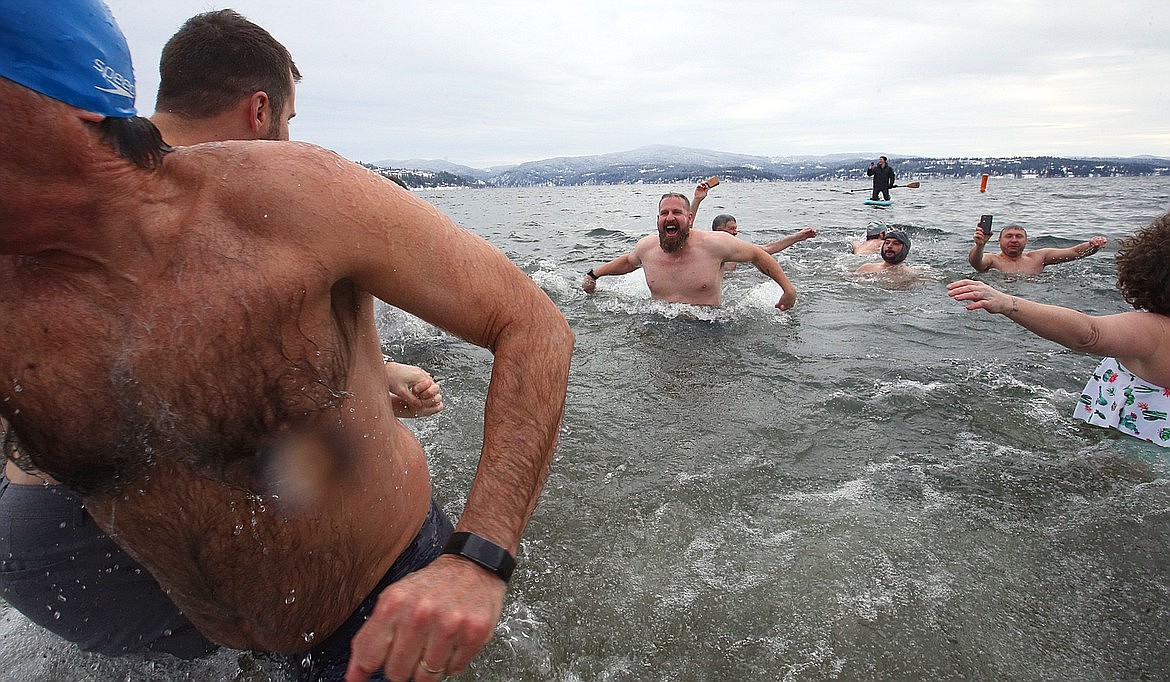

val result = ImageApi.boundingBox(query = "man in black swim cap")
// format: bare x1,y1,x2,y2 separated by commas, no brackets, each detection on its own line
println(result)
855,230,918,274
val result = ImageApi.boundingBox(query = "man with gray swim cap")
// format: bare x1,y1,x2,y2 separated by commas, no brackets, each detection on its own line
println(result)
0,2,572,681
851,221,890,255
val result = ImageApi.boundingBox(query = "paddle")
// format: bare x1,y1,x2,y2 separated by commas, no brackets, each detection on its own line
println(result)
849,181,921,193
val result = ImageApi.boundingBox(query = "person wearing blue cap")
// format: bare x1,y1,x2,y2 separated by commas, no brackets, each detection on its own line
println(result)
0,3,573,682
0,8,441,662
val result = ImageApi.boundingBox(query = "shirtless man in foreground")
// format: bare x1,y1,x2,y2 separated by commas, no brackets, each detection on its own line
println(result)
0,9,440,661
581,193,797,309
968,223,1107,274
0,4,572,682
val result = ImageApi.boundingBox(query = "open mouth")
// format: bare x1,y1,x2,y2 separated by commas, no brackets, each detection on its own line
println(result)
663,225,681,236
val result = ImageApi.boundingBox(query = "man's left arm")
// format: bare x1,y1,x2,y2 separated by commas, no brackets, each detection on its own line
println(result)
1038,236,1107,266
725,238,796,310
326,168,573,681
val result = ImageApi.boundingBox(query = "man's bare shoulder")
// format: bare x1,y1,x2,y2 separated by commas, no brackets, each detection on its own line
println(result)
168,141,405,213
168,140,360,180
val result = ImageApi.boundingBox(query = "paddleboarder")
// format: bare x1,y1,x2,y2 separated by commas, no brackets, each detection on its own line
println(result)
867,156,896,202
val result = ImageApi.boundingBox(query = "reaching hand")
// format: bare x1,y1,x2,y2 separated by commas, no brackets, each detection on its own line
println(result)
973,225,990,246
946,279,1015,315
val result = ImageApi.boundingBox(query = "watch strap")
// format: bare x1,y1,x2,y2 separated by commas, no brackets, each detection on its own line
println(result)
441,531,516,582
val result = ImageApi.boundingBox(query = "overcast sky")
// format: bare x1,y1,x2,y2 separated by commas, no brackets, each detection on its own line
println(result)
104,1,1170,168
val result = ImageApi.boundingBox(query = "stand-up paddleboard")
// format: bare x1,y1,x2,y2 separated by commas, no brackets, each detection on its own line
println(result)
864,199,892,207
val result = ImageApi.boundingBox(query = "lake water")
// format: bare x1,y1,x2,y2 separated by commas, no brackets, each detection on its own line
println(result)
3,177,1170,680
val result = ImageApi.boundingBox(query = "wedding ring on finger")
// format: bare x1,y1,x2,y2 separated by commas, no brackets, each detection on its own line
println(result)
420,660,446,675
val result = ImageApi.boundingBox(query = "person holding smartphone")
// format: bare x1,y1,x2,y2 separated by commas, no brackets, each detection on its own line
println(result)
949,212,1170,448
968,221,1107,274
867,156,896,202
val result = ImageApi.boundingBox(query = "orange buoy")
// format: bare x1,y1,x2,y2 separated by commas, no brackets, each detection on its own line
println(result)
979,174,989,193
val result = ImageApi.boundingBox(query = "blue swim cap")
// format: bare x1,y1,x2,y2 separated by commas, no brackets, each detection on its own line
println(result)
0,0,137,117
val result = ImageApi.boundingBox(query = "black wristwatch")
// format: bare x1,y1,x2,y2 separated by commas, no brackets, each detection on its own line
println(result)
586,269,598,280
442,532,516,582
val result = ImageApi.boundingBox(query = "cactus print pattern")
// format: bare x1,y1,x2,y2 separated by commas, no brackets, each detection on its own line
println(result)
1075,358,1170,447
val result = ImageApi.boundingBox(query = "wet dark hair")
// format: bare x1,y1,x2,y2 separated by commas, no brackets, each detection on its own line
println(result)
156,10,301,121
711,214,736,231
1115,212,1170,315
92,116,172,169
659,192,691,211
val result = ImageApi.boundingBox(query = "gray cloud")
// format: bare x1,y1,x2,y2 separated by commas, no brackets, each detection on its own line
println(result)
108,0,1170,166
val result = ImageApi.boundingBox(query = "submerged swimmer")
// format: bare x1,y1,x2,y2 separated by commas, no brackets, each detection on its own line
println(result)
690,179,817,271
582,192,797,309
851,221,889,255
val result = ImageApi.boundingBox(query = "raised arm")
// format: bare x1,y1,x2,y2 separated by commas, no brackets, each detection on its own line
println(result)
968,224,994,271
1035,236,1108,266
690,180,711,227
762,227,817,255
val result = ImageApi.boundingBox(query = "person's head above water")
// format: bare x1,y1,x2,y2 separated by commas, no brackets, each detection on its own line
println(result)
156,9,301,141
865,221,888,240
881,230,911,264
712,214,738,235
0,0,137,118
657,193,693,253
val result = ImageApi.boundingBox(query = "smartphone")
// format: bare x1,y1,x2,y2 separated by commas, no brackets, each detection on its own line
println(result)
706,175,720,188
979,214,993,237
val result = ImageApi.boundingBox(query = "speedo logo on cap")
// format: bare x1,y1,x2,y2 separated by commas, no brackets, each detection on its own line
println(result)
92,58,134,100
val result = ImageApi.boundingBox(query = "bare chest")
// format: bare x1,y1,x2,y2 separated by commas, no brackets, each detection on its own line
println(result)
640,248,724,304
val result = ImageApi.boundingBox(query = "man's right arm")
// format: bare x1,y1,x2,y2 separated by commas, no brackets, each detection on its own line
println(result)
582,251,642,293
968,227,993,271
290,156,573,681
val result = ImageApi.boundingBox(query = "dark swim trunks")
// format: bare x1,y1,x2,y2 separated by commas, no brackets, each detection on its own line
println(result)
288,498,453,681
0,470,217,658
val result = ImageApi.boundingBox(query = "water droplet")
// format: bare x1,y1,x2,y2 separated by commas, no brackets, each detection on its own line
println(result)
302,631,316,644
285,589,297,605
